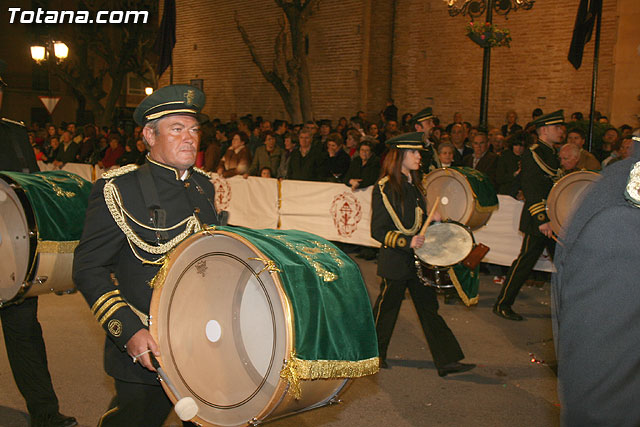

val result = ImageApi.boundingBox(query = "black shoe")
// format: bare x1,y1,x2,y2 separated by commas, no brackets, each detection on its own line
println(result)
380,359,389,369
31,413,77,427
492,304,524,321
437,362,476,377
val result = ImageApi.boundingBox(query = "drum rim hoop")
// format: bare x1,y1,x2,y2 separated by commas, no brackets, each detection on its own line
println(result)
0,176,39,302
424,168,475,224
547,170,601,236
149,228,296,425
415,219,475,268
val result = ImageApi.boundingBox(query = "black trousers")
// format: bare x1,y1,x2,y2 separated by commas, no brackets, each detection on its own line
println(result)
496,233,555,308
98,380,174,427
0,297,60,416
372,277,464,368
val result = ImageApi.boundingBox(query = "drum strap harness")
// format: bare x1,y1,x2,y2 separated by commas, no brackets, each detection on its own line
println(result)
377,176,423,235
102,165,202,265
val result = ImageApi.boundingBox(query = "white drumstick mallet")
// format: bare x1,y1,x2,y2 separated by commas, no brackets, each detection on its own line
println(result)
150,354,199,421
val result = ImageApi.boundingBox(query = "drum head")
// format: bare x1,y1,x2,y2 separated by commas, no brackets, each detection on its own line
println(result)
547,171,600,236
423,169,474,225
150,231,292,427
0,179,30,302
414,222,474,267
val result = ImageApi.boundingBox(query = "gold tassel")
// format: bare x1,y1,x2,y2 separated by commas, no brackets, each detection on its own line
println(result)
148,257,169,289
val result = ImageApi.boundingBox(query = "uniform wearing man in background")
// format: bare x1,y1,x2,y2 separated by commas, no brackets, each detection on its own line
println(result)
73,85,220,426
493,110,564,321
0,59,77,427
410,107,440,173
553,137,640,425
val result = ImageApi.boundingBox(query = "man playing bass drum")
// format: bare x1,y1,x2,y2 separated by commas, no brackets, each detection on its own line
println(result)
370,132,475,376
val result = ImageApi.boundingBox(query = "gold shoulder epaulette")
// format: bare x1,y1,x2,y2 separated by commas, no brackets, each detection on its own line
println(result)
1,118,26,127
193,166,213,179
101,164,139,180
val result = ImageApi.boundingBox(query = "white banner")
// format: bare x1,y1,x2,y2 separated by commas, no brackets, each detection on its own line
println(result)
474,195,554,272
217,175,279,229
280,180,380,247
37,161,95,182
76,165,552,272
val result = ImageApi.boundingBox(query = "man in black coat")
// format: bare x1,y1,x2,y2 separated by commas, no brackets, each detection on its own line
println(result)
287,129,328,181
410,107,441,172
494,110,564,321
462,131,498,188
553,137,640,425
73,85,220,426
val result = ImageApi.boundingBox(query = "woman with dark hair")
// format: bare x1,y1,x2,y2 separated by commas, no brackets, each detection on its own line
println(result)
78,123,98,163
400,113,414,132
344,138,380,190
370,132,474,375
217,131,251,178
325,132,351,182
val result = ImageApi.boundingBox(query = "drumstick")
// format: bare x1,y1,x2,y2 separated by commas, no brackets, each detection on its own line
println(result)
150,354,199,421
419,197,441,236
551,232,564,247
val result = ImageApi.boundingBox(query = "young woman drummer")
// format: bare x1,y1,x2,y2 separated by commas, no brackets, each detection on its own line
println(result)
370,132,475,376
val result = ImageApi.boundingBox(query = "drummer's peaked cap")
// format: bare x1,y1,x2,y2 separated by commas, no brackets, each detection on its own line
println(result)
134,84,205,126
530,109,565,129
386,132,427,150
410,107,434,125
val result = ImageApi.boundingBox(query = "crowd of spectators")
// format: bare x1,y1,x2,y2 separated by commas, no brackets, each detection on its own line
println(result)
27,103,637,196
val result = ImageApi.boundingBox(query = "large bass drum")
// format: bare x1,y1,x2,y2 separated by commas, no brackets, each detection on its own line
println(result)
547,171,600,237
150,227,378,427
0,171,91,306
422,167,498,230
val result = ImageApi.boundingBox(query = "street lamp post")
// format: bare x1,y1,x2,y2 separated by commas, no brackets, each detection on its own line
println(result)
445,0,534,128
30,38,68,115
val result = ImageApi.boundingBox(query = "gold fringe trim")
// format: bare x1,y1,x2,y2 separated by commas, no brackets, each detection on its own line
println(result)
37,240,79,253
148,256,170,289
448,267,479,307
280,354,379,400
101,164,138,179
193,166,214,179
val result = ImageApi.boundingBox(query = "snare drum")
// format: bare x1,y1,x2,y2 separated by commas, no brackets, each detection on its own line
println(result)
149,226,378,427
423,167,498,230
414,221,475,290
0,171,91,306
547,170,600,237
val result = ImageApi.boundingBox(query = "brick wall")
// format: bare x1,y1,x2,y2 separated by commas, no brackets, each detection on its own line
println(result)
164,0,629,128
161,0,367,123
392,0,619,129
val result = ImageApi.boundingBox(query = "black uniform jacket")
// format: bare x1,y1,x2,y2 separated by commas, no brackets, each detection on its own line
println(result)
519,139,558,235
371,175,425,281
73,158,218,384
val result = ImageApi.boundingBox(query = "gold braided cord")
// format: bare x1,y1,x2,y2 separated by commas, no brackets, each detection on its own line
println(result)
280,353,379,399
103,180,202,258
192,166,213,179
377,177,423,235
37,240,78,253
530,147,558,178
